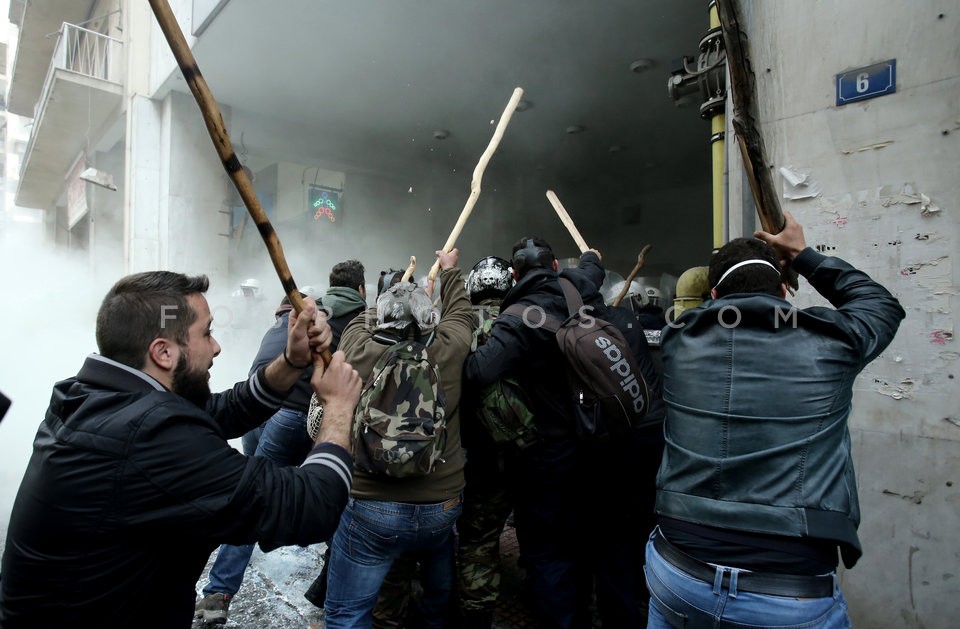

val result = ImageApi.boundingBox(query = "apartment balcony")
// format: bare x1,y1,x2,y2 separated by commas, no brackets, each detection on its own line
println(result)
16,23,123,209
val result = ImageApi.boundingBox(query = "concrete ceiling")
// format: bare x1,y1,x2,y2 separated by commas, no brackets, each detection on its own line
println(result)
167,0,713,200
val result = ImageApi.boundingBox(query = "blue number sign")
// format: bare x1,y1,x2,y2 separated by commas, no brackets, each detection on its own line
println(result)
836,60,896,106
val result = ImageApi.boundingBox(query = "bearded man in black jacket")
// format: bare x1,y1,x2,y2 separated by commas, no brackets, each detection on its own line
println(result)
0,270,361,628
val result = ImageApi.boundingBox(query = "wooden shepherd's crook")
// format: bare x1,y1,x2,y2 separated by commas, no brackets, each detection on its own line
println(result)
147,0,331,366
612,244,653,307
427,87,525,283
716,0,797,291
400,256,417,284
545,190,589,253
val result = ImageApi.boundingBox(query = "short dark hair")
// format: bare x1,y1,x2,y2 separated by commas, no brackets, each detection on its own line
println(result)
511,236,556,279
708,238,782,298
96,271,210,369
329,260,365,289
377,268,404,296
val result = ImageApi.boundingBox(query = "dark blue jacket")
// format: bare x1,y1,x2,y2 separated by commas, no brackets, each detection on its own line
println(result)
655,248,905,568
255,294,364,412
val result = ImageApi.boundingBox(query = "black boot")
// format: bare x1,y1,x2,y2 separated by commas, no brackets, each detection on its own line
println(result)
461,609,494,629
303,563,329,609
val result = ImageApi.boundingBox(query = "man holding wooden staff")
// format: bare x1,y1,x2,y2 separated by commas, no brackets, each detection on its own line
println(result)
0,271,361,628
645,213,904,627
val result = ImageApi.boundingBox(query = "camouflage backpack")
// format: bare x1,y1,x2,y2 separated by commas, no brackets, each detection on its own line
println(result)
477,377,538,449
352,331,447,478
471,303,539,449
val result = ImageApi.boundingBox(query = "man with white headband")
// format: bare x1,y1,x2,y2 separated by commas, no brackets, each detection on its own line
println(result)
645,212,904,627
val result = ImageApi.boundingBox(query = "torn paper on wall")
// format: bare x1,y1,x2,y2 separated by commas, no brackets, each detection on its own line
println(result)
874,377,914,400
780,166,821,200
841,140,894,154
880,183,923,207
919,193,941,216
878,183,943,216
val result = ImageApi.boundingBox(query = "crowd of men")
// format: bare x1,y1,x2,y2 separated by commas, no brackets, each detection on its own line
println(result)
0,211,904,628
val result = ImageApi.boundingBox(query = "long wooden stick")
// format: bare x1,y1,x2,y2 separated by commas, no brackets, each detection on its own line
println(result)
147,0,330,364
400,256,417,283
427,87,525,282
545,190,589,253
716,0,798,290
612,244,653,307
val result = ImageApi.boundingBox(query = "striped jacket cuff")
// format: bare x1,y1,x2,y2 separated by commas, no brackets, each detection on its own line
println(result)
301,443,353,493
247,366,286,408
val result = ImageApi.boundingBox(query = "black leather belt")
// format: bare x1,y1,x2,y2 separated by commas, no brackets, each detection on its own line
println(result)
653,529,833,598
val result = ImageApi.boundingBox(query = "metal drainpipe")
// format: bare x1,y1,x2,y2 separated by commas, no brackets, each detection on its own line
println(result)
706,0,726,250
665,1,728,316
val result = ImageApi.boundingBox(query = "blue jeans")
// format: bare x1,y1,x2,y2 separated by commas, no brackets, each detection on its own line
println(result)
323,496,463,629
511,434,590,627
240,423,264,456
205,409,312,597
644,529,852,628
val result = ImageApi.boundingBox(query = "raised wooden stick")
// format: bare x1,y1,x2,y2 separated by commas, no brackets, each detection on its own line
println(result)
716,0,797,290
426,87,525,283
400,256,417,283
147,0,330,365
545,190,589,253
612,244,653,307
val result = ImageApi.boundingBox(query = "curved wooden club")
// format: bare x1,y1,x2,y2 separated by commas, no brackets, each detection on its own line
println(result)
546,190,589,253
613,244,653,307
427,87,525,285
147,0,330,365
400,256,417,283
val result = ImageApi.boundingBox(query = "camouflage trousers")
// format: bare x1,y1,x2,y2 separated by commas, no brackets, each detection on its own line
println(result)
457,444,515,613
372,554,420,629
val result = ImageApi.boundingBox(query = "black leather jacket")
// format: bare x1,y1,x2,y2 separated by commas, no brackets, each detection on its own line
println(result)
0,355,352,627
656,248,905,568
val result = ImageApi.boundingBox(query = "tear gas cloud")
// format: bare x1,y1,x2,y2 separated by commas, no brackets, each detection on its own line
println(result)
0,232,108,530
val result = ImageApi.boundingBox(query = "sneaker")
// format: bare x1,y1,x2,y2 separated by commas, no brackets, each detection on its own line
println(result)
194,592,230,625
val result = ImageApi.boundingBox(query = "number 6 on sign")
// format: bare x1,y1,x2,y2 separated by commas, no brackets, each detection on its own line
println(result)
836,60,896,106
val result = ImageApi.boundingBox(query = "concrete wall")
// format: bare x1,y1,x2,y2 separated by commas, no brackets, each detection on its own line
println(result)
147,0,198,96
732,3,959,626
163,90,231,279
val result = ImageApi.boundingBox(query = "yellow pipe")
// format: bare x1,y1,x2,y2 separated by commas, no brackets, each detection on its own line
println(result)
669,2,726,320
709,1,724,250
711,114,725,249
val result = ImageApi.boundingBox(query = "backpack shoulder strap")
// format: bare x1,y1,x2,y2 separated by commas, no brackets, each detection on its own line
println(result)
501,304,563,333
557,277,585,317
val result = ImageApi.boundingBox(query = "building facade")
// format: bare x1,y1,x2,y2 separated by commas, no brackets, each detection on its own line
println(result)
2,1,957,626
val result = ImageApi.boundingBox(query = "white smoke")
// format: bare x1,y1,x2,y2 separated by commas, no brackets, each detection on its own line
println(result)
0,229,108,528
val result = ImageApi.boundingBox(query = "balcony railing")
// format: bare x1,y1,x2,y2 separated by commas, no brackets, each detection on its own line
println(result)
21,22,123,185
33,22,123,119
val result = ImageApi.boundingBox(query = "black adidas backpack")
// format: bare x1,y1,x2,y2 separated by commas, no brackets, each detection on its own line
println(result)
504,277,650,441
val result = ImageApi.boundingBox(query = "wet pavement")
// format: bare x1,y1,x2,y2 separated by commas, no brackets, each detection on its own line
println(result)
192,525,539,628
